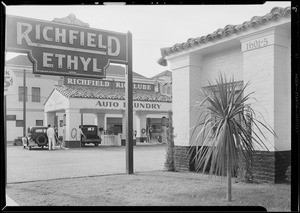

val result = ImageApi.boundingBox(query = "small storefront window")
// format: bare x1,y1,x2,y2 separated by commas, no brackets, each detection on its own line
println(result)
32,87,41,102
106,117,122,135
18,86,28,102
151,123,162,133
16,120,23,127
36,120,43,126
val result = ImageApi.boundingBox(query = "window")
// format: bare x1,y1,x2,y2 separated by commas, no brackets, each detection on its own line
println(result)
18,87,28,102
167,86,171,94
207,82,243,135
16,120,24,127
36,120,43,126
60,120,64,127
32,87,41,102
152,124,162,131
6,115,16,120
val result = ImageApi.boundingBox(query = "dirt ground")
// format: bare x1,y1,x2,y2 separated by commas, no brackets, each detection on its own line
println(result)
5,144,291,211
6,171,291,211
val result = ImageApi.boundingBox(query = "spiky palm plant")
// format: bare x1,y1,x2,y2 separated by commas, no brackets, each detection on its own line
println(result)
190,74,276,202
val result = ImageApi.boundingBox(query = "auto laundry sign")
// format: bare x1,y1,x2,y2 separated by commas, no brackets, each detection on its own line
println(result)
95,100,164,110
68,98,170,112
5,15,128,78
64,77,154,91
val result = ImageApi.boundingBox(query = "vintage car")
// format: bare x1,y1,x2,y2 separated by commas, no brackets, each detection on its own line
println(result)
23,126,49,150
80,125,102,147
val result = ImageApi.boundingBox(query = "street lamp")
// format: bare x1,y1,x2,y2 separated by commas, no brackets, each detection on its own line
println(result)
157,57,168,66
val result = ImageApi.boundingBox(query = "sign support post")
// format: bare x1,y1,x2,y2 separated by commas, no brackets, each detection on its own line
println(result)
4,94,7,189
125,31,133,174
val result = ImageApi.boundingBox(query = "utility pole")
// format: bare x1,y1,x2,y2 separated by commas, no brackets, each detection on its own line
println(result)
23,69,26,137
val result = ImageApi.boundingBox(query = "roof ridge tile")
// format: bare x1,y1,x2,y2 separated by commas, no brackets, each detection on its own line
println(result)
160,6,291,58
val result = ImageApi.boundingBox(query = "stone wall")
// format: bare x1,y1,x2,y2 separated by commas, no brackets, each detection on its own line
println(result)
251,150,276,183
174,145,291,183
245,150,291,183
174,146,191,172
275,150,291,183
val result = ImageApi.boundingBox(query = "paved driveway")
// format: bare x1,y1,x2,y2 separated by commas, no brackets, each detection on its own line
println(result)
6,144,166,183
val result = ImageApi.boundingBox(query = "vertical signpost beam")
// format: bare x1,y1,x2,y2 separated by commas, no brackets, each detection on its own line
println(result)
125,31,133,174
4,94,7,189
23,69,26,137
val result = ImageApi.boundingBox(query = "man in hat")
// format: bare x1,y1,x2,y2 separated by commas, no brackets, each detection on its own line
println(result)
47,124,56,150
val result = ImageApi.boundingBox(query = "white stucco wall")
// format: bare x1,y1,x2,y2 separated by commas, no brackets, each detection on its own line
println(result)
241,27,291,151
170,48,242,147
172,65,190,146
168,20,290,152
6,110,46,140
243,45,275,151
5,67,60,141
44,90,69,112
201,47,243,86
274,43,291,151
170,54,201,146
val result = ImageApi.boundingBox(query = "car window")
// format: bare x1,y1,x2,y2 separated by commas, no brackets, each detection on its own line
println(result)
34,129,47,133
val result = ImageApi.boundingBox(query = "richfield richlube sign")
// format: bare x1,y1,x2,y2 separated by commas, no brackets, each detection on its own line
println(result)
64,77,154,91
5,15,128,78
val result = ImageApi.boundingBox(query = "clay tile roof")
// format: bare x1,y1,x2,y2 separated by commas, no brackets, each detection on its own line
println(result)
151,70,172,79
160,6,291,58
5,54,32,67
55,85,172,102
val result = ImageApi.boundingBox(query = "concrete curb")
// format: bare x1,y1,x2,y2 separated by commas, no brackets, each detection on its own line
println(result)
6,195,19,206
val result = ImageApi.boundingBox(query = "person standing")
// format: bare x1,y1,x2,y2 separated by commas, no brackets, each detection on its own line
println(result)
79,125,86,139
54,125,58,137
53,125,59,145
54,125,62,148
47,124,55,150
148,126,153,143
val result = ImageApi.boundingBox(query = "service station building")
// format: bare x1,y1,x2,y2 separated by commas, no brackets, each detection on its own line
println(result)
158,6,291,183
44,75,171,147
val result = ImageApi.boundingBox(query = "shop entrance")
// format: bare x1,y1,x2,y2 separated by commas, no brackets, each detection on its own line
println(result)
147,117,164,142
106,117,122,135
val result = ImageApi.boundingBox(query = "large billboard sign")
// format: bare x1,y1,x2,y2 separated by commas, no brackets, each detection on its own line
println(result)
5,15,128,78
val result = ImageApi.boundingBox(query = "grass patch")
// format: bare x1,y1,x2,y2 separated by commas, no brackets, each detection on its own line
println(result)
6,171,290,210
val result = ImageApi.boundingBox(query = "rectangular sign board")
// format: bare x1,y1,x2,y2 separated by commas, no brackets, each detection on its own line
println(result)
5,15,128,78
64,77,154,91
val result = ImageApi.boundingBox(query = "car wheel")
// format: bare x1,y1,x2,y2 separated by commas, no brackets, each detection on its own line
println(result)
81,143,85,147
94,142,98,146
36,135,48,146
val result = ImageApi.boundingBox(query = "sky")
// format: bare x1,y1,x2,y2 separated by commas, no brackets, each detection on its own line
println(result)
4,1,291,78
